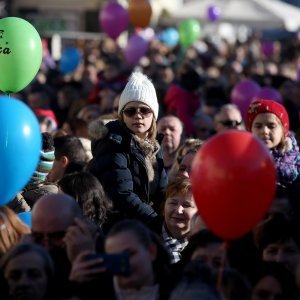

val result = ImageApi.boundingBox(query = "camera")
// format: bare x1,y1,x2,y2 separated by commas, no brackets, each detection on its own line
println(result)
86,253,131,277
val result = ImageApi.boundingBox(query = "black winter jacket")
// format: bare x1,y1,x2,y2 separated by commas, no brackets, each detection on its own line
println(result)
89,120,167,231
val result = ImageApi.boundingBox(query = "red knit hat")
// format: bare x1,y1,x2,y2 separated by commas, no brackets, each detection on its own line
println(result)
34,109,58,127
246,99,289,136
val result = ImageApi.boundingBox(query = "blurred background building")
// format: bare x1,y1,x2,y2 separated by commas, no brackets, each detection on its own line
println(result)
9,0,185,33
8,0,300,37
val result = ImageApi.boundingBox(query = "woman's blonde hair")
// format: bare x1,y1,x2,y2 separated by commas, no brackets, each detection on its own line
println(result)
169,138,203,178
0,206,31,257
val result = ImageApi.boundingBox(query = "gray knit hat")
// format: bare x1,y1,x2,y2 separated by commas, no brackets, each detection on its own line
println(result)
118,72,159,119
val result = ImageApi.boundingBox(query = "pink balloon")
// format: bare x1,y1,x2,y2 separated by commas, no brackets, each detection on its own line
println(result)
124,34,149,65
231,80,261,118
254,87,282,103
99,2,129,40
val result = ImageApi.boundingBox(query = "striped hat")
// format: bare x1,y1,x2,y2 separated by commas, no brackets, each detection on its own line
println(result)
27,133,55,186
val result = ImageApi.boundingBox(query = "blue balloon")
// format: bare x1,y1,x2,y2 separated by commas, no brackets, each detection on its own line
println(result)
0,96,41,206
160,28,179,47
18,211,32,228
59,47,81,75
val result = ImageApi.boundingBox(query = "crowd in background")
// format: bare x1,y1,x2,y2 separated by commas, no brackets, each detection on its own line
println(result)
1,29,300,300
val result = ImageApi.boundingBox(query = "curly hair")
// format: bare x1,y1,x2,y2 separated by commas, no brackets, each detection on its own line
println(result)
58,172,113,227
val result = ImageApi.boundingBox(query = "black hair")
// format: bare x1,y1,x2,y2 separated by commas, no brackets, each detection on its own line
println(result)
53,135,86,162
254,212,300,252
178,62,203,92
42,132,54,152
217,268,251,300
0,243,57,300
64,161,86,174
249,261,298,300
180,229,224,265
58,171,112,227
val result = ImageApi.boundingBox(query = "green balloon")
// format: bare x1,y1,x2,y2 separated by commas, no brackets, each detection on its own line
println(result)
178,19,201,47
0,17,42,93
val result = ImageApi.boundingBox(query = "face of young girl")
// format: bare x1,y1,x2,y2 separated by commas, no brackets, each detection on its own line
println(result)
251,113,284,149
122,102,154,139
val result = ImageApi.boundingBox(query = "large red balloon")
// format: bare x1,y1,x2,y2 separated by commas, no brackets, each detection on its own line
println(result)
191,131,276,241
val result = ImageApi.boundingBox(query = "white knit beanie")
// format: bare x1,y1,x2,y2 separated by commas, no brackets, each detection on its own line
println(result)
118,72,159,119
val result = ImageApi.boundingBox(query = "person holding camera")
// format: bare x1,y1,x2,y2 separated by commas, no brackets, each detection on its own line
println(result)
69,220,172,300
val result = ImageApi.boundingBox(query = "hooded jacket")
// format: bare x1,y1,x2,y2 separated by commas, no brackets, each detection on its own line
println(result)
88,120,167,231
271,133,300,186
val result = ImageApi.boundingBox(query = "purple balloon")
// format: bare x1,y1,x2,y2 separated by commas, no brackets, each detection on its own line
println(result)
231,80,261,118
261,41,274,58
254,87,282,103
124,35,149,65
99,2,129,40
207,5,221,22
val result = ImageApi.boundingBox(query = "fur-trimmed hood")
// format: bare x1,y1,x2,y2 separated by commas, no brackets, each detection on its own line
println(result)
88,118,109,141
89,119,161,184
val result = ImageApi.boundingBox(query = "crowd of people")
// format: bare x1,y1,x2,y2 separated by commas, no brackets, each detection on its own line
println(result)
1,28,300,300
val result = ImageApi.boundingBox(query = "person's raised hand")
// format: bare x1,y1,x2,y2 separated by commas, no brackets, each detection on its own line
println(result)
69,250,106,283
63,217,99,262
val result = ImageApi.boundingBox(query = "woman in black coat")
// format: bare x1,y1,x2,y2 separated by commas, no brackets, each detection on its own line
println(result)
88,72,167,232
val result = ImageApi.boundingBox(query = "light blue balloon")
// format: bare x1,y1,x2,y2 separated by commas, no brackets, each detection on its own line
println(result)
18,211,32,228
59,47,81,75
0,96,41,206
160,27,179,47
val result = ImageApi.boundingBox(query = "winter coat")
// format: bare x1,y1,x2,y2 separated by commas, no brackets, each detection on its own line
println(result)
88,120,167,231
7,183,58,212
271,133,300,186
164,84,201,136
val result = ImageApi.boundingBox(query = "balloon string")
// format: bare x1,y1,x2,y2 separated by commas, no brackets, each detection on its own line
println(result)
217,241,229,290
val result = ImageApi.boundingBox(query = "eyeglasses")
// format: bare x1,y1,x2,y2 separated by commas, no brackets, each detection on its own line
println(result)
32,231,66,246
122,107,153,118
219,120,242,127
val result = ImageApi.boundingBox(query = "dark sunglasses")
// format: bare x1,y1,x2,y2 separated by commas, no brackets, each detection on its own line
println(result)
122,107,153,118
219,120,242,127
32,231,66,245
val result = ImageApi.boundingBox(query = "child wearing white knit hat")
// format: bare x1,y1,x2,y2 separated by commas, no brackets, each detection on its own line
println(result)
88,71,167,233
118,72,159,120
